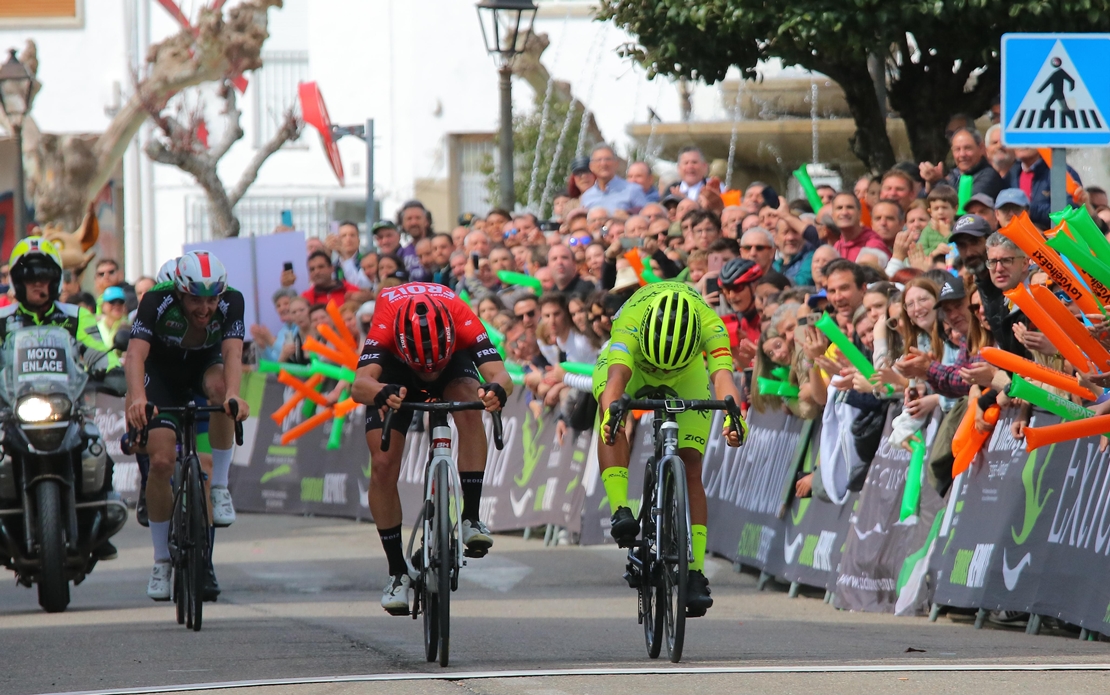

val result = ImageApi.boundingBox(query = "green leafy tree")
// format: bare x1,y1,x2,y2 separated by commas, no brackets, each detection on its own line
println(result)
597,1,1110,171
483,97,595,217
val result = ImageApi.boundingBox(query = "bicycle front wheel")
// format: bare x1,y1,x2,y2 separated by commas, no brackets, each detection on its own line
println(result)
659,457,689,663
433,463,452,667
640,457,663,659
186,456,209,632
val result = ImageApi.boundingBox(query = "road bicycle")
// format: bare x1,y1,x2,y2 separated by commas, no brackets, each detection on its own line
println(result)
605,394,742,663
135,401,243,631
381,401,503,667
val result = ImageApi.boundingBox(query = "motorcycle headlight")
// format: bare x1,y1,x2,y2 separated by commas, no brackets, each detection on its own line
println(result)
17,395,71,423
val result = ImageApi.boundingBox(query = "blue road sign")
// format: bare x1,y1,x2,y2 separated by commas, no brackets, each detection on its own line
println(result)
1002,33,1110,147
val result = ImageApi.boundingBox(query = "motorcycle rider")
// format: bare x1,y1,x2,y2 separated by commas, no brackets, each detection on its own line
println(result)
0,237,120,559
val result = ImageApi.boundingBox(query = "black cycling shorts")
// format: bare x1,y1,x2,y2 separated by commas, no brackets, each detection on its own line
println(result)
365,351,481,433
144,345,223,430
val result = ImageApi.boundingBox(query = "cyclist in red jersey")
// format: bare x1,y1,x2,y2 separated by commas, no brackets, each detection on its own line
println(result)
351,282,512,615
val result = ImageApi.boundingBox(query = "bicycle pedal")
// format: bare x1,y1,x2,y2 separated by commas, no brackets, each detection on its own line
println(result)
463,547,488,559
622,570,639,589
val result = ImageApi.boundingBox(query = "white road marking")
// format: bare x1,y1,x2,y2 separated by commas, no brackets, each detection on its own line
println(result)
38,663,1110,695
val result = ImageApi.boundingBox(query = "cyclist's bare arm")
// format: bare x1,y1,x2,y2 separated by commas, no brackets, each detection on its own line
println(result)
220,337,248,420
125,337,152,430
476,361,513,412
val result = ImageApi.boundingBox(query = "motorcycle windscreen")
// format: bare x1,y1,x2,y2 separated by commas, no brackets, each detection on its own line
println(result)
1,326,88,405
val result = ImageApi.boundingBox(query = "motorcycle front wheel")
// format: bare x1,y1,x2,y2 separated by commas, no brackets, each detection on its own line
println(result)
36,481,70,613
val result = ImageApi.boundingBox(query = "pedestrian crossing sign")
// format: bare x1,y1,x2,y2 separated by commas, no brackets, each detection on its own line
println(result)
1002,33,1110,147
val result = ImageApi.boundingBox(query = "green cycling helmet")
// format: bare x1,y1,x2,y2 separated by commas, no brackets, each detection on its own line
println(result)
639,289,702,370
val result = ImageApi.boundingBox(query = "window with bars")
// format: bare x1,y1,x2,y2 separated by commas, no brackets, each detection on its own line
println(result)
252,51,309,148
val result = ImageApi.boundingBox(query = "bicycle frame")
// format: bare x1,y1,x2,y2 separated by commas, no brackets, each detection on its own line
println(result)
650,418,691,567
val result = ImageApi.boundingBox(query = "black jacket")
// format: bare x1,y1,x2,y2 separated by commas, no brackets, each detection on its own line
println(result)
943,157,1006,201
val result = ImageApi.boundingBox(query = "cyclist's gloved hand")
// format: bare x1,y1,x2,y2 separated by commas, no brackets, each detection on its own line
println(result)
601,402,624,444
479,383,507,411
723,412,749,447
374,384,406,410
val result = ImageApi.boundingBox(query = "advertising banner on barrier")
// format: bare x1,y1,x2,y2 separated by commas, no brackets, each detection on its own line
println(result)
224,375,586,532
929,408,1110,631
704,407,805,575
778,421,858,592
834,407,945,614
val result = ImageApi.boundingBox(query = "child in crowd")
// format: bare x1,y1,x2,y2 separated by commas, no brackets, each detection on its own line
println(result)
918,184,958,256
686,250,708,285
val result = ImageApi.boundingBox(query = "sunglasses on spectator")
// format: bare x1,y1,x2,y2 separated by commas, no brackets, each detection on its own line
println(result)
1053,289,1073,305
515,309,536,319
96,270,114,277
566,235,592,247
741,244,771,252
503,228,520,238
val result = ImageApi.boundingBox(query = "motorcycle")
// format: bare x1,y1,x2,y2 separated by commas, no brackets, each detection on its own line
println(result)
0,326,128,612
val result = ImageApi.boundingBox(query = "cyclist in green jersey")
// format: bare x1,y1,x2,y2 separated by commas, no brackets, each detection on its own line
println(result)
594,281,748,615
125,251,249,601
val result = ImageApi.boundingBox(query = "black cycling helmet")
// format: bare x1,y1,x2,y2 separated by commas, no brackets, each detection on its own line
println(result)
719,258,763,288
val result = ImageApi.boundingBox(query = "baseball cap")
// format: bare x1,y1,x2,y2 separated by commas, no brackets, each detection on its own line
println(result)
570,156,591,174
387,268,409,282
806,289,828,307
458,212,477,227
938,277,966,303
667,221,684,238
102,286,126,304
371,220,397,235
966,193,995,210
995,188,1030,209
950,214,991,239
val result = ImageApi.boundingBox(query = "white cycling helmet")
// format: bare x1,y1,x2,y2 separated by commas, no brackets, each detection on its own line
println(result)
156,257,179,284
175,251,227,297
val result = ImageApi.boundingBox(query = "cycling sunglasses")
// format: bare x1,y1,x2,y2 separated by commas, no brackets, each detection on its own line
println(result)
565,235,593,247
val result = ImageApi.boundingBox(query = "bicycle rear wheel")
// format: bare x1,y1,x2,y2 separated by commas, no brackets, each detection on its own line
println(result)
640,458,663,659
660,457,689,663
186,456,209,632
433,463,452,667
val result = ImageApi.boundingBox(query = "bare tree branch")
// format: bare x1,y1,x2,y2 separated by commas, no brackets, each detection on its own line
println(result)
209,81,245,162
229,109,302,207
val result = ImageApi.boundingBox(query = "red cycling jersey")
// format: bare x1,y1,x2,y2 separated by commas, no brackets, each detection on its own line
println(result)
358,282,500,369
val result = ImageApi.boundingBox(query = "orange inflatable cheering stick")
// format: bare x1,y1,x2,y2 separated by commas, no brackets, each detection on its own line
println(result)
1004,283,1092,372
1024,414,1110,452
979,347,1096,400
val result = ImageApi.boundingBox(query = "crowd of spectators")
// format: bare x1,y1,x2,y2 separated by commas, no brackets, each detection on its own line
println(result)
238,115,1110,502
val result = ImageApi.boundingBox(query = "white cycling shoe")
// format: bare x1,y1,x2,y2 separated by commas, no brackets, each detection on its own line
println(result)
210,486,236,527
461,519,493,556
381,573,413,615
147,561,172,601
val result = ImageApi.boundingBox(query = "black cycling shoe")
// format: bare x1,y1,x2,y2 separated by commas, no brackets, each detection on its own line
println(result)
136,487,149,528
686,569,713,617
203,565,221,602
609,506,638,547
94,540,118,561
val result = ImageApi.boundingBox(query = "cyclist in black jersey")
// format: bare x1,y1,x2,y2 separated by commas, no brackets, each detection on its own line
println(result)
125,251,250,601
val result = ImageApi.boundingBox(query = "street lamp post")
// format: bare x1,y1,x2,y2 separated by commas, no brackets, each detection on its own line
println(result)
476,0,537,213
0,49,33,241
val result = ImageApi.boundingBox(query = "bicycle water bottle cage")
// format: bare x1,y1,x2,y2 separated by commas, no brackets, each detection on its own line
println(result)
664,399,685,413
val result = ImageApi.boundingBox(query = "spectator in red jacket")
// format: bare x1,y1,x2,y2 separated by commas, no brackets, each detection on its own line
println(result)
302,251,358,306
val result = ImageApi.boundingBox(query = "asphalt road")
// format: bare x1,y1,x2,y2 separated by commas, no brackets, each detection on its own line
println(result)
0,514,1107,695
